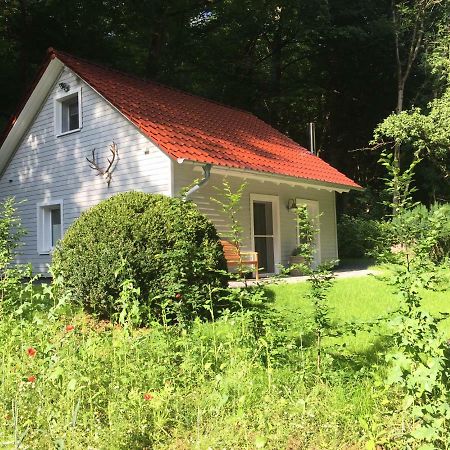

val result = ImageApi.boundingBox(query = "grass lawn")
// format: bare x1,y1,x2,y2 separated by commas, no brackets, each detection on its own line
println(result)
269,270,450,376
272,271,450,323
0,269,449,449
270,271,450,350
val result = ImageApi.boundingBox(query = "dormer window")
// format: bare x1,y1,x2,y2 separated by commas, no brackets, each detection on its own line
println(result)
55,87,82,136
61,95,79,132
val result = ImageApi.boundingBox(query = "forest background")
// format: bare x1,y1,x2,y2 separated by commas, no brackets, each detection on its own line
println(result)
1,0,449,214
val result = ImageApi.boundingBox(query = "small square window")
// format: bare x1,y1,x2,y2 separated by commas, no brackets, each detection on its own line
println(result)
55,87,82,136
37,201,63,254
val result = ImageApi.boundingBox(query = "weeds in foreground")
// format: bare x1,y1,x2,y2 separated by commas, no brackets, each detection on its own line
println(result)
0,282,396,449
379,150,450,448
289,204,336,373
2,192,449,448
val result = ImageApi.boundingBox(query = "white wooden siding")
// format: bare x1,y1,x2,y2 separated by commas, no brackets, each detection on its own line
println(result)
173,162,339,266
0,67,171,273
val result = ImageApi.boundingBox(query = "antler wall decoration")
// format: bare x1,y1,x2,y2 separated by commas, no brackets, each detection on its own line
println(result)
86,141,119,187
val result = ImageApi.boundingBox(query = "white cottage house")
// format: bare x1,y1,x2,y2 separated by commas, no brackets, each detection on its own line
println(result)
0,49,361,275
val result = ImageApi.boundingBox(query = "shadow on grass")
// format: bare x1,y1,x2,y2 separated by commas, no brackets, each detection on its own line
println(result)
122,432,155,450
329,333,395,374
294,330,317,349
336,257,376,271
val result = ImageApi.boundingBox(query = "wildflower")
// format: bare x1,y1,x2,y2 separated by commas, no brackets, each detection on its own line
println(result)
143,393,154,401
27,375,36,383
27,347,37,358
175,293,182,299
65,324,75,332
4,413,12,421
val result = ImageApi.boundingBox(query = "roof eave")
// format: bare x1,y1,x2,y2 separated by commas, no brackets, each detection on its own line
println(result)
181,159,363,193
0,57,64,176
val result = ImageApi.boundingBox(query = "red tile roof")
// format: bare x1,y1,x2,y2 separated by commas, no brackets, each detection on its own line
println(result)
18,49,363,189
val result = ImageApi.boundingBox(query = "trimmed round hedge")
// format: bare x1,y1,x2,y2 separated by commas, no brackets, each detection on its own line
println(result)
52,192,228,322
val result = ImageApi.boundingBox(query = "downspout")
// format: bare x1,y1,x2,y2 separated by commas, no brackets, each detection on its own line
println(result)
183,163,212,199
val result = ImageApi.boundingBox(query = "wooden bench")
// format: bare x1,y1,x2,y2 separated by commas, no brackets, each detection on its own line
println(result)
220,240,259,280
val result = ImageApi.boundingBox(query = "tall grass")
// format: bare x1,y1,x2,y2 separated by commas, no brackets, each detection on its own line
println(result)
1,272,448,448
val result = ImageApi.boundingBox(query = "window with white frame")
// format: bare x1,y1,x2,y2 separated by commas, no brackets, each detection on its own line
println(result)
55,87,82,136
37,201,63,254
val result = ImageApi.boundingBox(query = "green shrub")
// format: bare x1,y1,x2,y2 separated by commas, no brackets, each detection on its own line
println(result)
0,197,25,266
433,203,450,261
0,198,33,316
390,202,450,263
337,215,383,258
52,192,228,323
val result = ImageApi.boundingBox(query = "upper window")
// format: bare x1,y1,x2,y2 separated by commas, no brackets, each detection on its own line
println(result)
55,87,82,136
61,95,79,133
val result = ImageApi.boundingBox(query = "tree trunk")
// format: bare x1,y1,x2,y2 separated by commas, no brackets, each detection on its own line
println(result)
391,0,426,213
396,82,404,114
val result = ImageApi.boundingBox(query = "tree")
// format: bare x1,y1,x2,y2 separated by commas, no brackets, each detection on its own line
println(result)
392,0,443,114
372,0,449,210
373,90,450,204
2,0,447,208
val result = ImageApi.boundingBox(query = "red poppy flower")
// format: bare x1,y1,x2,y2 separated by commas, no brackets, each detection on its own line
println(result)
27,375,36,383
27,347,37,358
175,293,182,299
65,325,75,332
143,393,153,401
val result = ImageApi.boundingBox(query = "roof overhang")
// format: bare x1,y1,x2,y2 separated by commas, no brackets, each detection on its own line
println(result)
184,159,363,193
0,49,363,193
0,58,64,176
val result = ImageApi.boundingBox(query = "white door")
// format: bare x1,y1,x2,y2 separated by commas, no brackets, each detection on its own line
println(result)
296,199,321,267
250,194,281,274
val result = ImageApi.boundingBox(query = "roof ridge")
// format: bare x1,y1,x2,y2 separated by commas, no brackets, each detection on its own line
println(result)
50,48,256,118
50,48,312,155
1,48,361,190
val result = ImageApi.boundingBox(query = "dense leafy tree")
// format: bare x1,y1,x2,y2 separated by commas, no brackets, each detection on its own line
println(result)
0,0,449,207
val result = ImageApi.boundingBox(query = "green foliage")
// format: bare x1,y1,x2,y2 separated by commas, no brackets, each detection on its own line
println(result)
2,258,450,448
383,246,450,447
52,191,228,324
423,5,450,92
390,203,450,263
211,180,250,279
0,275,409,449
113,277,142,331
373,91,450,200
378,143,450,447
0,197,35,317
337,215,384,258
0,197,25,265
378,149,422,215
291,205,315,264
373,108,430,149
3,0,430,208
211,179,246,253
288,205,336,372
306,262,336,373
